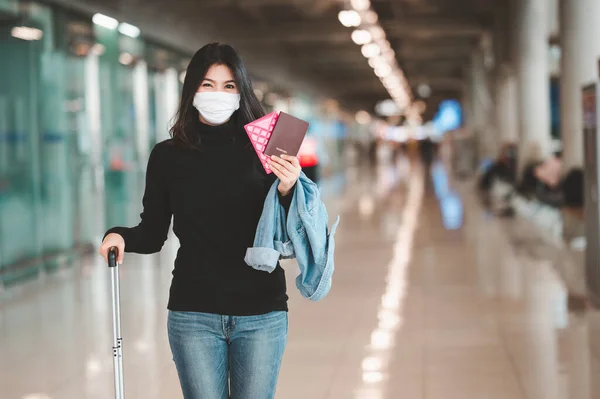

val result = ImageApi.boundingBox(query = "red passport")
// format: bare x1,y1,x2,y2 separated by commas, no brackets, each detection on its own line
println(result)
244,111,309,174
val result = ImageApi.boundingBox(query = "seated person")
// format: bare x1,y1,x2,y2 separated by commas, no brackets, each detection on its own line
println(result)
562,168,584,217
478,144,518,215
478,144,517,192
517,161,542,198
534,152,563,189
531,152,563,207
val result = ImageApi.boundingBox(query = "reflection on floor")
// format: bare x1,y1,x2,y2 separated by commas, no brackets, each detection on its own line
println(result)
2,159,600,399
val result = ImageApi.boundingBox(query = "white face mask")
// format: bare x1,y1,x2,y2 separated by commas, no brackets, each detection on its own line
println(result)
193,91,241,125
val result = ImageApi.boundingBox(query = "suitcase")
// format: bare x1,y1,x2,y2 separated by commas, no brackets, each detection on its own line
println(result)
108,247,125,398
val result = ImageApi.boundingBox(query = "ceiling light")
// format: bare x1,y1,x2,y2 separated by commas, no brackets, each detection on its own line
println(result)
352,29,372,45
369,26,386,41
417,83,432,98
90,43,106,56
375,64,392,77
92,13,118,30
338,10,361,27
391,91,407,101
389,83,403,91
363,371,385,384
378,40,391,52
118,22,140,38
356,110,372,124
396,98,411,108
119,52,134,65
364,10,378,24
375,99,401,117
368,56,386,69
385,80,401,89
351,0,371,11
383,75,400,85
382,49,396,62
11,26,43,41
392,89,408,99
361,43,380,58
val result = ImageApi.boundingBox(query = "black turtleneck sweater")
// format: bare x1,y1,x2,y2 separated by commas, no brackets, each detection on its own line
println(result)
105,115,289,316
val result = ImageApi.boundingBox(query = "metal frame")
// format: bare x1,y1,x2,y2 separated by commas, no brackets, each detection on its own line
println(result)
108,247,125,399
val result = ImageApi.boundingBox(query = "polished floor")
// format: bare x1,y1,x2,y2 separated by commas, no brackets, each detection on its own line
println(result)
2,159,600,399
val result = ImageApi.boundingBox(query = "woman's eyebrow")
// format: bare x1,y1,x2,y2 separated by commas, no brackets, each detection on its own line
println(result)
202,78,236,84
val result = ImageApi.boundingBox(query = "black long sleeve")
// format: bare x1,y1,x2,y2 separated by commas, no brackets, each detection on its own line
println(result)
105,146,172,253
264,171,294,213
102,116,288,316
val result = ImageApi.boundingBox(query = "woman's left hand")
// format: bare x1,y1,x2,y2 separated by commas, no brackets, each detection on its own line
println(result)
268,154,301,196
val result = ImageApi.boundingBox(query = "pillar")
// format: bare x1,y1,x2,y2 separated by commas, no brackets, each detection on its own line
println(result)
495,65,519,145
560,0,600,170
516,0,552,165
470,48,496,159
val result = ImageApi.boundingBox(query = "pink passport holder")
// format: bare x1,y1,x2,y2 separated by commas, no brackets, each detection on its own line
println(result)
244,111,279,174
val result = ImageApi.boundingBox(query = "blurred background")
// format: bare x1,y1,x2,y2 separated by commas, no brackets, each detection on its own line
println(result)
1,0,599,398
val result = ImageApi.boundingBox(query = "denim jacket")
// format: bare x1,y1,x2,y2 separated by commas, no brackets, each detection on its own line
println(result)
245,173,340,301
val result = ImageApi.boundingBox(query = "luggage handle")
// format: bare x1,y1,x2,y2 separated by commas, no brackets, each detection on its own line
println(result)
108,247,125,399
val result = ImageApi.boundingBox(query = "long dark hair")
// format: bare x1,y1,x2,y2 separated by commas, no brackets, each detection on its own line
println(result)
169,43,266,148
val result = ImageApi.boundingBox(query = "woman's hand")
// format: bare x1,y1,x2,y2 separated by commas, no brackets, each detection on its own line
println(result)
99,233,125,263
268,154,301,196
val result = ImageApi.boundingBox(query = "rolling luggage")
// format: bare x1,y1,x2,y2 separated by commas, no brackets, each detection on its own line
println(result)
108,247,125,398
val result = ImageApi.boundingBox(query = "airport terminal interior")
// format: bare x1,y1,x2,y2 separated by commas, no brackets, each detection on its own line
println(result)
2,0,600,398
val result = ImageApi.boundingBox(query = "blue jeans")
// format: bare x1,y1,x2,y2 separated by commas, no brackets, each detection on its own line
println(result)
167,310,288,399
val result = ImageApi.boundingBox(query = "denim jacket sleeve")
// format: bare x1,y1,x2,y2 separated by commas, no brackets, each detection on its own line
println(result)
245,172,340,301
244,182,295,273
288,174,340,301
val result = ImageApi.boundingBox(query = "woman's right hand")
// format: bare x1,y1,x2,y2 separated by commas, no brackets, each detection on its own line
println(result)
99,233,125,264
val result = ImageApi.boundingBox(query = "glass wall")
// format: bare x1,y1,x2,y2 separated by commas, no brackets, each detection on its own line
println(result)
0,1,189,286
1,3,48,282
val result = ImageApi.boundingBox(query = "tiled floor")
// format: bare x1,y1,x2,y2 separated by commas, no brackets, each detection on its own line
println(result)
2,159,600,398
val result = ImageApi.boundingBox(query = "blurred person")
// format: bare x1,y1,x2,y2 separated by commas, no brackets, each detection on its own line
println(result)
532,151,564,207
477,143,518,216
298,135,319,182
405,137,421,166
518,161,543,198
534,151,563,190
368,137,378,168
562,168,584,213
98,43,301,399
419,137,437,191
517,152,564,207
419,137,436,167
561,168,585,241
478,143,518,191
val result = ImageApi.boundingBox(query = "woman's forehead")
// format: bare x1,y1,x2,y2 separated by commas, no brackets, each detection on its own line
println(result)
204,64,235,81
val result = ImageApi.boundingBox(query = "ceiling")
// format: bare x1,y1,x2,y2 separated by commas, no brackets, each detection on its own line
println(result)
48,0,499,119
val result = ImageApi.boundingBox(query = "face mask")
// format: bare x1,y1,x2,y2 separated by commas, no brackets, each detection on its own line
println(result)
193,91,241,125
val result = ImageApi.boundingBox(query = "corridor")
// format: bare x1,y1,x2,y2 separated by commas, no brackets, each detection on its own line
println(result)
1,161,599,399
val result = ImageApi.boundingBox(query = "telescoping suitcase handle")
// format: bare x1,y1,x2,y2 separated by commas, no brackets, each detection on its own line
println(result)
108,247,125,399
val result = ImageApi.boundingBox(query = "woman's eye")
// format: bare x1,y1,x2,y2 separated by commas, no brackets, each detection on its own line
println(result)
202,83,212,87
226,84,236,90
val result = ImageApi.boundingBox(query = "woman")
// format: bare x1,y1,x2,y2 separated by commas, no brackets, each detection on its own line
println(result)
99,43,301,399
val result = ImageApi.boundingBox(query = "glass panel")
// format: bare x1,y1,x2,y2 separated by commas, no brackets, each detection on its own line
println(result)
39,50,75,257
66,55,96,246
0,2,186,286
0,17,44,281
